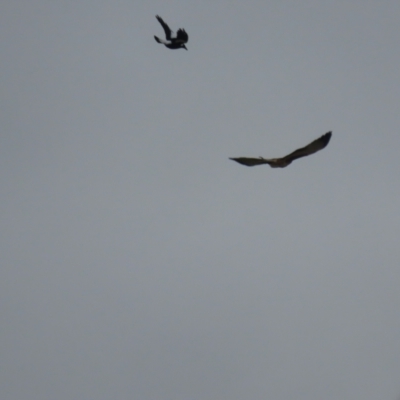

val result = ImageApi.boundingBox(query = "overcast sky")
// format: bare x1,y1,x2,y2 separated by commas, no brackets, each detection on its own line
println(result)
1,1,400,399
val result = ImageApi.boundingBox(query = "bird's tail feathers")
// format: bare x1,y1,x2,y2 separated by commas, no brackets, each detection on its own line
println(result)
154,36,165,44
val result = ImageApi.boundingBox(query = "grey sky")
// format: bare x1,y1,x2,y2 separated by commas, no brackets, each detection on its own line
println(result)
1,1,400,399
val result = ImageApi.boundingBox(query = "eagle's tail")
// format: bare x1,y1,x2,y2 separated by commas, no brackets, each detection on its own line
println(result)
154,36,165,44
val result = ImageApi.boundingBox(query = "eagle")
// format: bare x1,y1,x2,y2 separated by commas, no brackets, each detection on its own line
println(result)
154,15,189,50
230,132,332,168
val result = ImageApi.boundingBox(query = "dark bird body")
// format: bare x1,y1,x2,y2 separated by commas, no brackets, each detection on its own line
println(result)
154,15,188,50
230,132,332,168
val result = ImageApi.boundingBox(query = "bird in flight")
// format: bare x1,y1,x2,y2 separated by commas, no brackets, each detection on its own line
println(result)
154,15,189,50
230,131,332,168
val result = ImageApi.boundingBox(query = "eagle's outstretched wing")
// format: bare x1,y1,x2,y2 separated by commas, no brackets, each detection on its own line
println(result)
156,15,172,40
229,157,271,166
176,29,189,43
281,132,332,163
230,132,332,168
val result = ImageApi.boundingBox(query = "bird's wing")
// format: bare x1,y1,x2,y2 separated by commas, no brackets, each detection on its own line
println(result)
229,157,272,167
176,29,189,43
156,15,172,40
280,131,332,163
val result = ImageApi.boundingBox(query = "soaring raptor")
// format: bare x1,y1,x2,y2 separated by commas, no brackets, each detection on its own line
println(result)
154,15,188,50
230,132,332,168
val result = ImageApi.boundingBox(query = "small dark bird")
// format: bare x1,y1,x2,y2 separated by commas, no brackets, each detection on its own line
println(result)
230,132,332,168
154,15,188,50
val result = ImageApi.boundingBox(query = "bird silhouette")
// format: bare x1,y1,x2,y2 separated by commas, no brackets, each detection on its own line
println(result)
154,15,188,50
230,132,332,168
